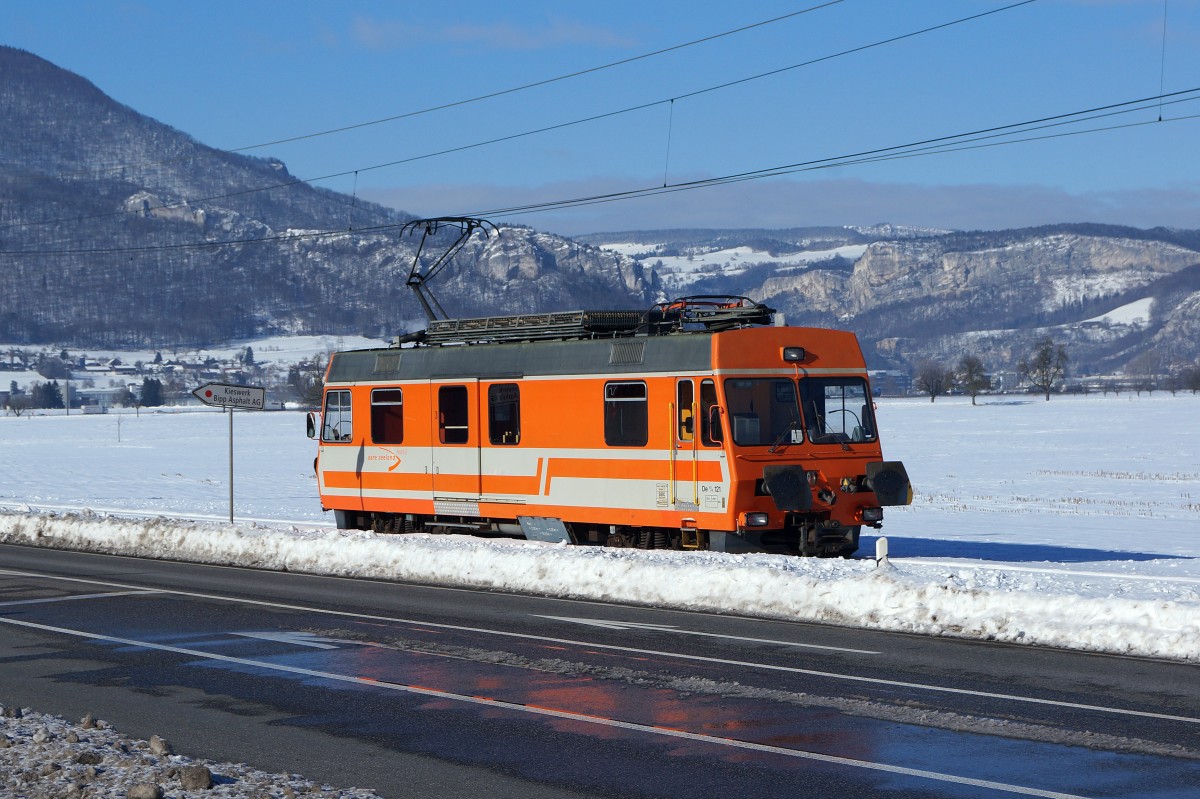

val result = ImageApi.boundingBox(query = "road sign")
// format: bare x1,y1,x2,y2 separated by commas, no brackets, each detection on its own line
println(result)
191,382,266,524
192,382,266,410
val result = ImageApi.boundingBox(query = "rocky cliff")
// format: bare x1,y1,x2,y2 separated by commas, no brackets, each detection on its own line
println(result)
587,225,1200,373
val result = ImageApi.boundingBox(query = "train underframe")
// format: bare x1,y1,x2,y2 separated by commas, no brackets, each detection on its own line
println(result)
334,510,862,558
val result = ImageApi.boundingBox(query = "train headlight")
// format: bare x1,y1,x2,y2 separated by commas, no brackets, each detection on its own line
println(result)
859,507,884,524
782,347,806,363
743,512,770,527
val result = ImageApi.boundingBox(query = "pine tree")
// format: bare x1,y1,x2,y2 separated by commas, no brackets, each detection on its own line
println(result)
140,377,164,407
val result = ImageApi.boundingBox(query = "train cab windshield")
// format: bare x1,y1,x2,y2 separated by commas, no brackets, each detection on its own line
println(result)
723,376,876,447
801,377,877,444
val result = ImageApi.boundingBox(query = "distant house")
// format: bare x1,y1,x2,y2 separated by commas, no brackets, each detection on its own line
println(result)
990,370,1022,392
76,387,127,410
869,370,912,397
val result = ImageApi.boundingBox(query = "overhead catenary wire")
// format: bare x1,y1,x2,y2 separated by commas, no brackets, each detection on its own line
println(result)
1159,0,1170,121
473,90,1200,218
464,109,1200,219
0,0,1041,237
484,110,1200,220
4,87,1196,258
50,2,846,181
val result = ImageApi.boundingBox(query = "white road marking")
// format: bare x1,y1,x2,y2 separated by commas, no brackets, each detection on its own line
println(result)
0,614,1091,799
0,590,159,607
534,614,880,654
1,566,1195,725
232,631,343,649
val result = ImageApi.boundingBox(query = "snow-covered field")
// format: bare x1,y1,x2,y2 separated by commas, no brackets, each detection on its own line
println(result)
0,334,391,393
1,334,388,372
1,394,1198,660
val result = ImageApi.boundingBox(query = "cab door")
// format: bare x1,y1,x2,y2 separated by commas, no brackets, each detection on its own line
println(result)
317,388,363,513
431,381,481,498
673,378,699,508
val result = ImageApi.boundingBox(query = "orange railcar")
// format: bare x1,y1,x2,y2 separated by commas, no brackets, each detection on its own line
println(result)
308,299,910,556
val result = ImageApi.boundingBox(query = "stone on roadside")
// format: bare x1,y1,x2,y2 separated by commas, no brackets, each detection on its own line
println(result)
179,764,214,790
126,783,164,799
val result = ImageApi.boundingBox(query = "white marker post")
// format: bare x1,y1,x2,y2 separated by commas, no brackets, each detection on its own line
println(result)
875,536,890,569
191,382,266,523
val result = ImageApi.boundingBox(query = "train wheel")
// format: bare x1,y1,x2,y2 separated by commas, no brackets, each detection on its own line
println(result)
605,531,633,547
370,514,403,534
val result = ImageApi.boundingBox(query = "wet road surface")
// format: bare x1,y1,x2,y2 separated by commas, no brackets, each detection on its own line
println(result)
1,543,1197,798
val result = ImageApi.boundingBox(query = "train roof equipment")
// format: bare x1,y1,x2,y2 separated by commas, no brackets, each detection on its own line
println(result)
394,218,776,347
401,216,498,323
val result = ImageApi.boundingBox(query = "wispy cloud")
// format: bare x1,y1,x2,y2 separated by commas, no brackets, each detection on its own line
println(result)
350,16,633,52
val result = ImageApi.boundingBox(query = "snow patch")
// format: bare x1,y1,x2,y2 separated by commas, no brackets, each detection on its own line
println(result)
1083,297,1154,326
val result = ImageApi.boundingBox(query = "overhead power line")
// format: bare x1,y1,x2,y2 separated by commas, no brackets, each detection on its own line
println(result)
4,87,1196,258
465,90,1200,218
57,2,846,181
0,0,1041,237
228,1,847,154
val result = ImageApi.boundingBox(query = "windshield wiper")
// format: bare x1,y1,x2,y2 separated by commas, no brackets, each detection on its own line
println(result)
768,417,800,453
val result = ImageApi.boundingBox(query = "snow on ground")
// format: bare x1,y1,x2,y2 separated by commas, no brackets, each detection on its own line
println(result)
1,395,1198,662
1082,296,1155,326
597,242,664,257
599,243,868,291
0,334,391,391
0,333,390,368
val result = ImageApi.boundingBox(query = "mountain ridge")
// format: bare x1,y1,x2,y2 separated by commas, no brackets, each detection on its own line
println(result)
3,46,1198,376
583,224,1200,373
0,46,656,348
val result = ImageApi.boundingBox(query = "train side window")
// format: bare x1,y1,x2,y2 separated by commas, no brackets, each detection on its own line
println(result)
488,383,521,445
370,388,404,444
604,381,648,447
321,390,353,443
700,379,722,445
677,380,694,442
438,385,470,444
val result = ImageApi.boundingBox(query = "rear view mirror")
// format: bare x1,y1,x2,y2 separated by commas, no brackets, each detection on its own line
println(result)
306,411,320,440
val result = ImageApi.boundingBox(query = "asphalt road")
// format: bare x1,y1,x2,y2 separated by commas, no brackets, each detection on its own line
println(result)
1,543,1197,798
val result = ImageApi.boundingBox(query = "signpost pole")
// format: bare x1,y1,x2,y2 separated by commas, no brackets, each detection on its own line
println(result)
228,407,234,524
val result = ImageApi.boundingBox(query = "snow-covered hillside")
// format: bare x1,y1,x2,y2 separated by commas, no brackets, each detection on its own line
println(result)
1,395,1197,660
601,242,867,292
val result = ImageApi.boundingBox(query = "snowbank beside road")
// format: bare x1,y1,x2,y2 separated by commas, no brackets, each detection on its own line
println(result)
3,511,1197,662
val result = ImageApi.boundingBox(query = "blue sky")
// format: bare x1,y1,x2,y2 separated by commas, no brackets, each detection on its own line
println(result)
6,0,1200,235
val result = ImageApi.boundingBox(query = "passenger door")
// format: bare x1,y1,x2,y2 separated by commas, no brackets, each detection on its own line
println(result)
431,381,481,498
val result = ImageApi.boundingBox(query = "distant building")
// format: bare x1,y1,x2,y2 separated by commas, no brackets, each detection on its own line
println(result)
869,370,912,396
76,387,128,410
